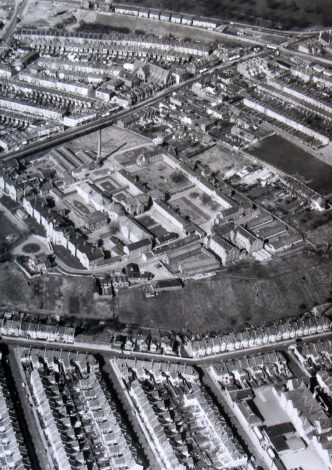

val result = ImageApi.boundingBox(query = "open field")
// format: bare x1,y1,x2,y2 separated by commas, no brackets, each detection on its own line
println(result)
2,250,332,332
92,13,238,45
116,250,332,333
121,0,332,29
250,135,332,197
0,262,115,318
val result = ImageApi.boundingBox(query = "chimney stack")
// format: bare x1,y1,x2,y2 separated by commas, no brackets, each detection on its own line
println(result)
97,128,102,160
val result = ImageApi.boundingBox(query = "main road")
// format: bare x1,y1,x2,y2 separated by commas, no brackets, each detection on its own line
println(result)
0,329,331,365
280,43,332,66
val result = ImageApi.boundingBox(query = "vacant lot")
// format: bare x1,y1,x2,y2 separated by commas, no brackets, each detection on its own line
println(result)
117,250,332,333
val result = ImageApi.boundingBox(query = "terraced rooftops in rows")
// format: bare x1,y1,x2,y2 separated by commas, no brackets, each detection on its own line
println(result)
16,28,212,55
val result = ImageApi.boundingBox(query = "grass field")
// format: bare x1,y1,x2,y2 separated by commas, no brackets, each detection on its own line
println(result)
116,250,332,333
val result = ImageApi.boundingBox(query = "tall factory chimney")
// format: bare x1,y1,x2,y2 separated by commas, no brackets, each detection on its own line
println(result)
97,128,102,160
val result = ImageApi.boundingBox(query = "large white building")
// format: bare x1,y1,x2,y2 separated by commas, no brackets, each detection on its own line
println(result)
208,234,237,265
